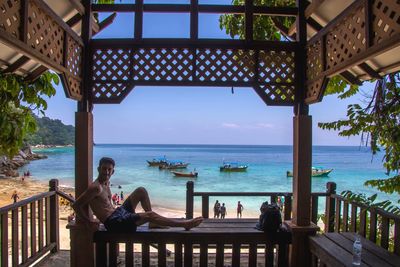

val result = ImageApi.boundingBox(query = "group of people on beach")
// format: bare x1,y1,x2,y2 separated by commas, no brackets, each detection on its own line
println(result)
213,200,244,219
111,191,124,206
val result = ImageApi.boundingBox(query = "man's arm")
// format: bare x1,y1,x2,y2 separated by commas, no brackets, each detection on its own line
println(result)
72,185,100,228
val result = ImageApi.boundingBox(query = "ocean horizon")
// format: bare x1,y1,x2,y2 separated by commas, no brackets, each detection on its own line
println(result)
22,144,394,217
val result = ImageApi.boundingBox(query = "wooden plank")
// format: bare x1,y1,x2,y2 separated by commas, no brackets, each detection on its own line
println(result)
184,242,193,267
325,233,392,267
265,242,274,267
95,242,107,267
369,210,377,243
248,242,257,267
334,198,341,232
158,242,167,267
174,242,183,267
284,195,291,220
359,208,367,237
202,196,209,219
1,213,8,267
232,243,241,267
108,242,118,266
21,205,28,262
45,197,51,245
216,243,224,267
311,195,318,224
134,0,143,39
12,209,19,266
38,199,44,250
342,201,349,232
341,232,400,266
380,217,390,249
186,182,194,219
309,235,351,267
19,243,56,267
199,243,208,267
142,243,150,266
30,202,37,256
350,204,357,232
125,242,133,267
395,219,400,256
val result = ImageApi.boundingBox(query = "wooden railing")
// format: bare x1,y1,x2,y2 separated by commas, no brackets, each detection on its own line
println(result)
185,181,331,226
324,182,400,256
0,179,72,267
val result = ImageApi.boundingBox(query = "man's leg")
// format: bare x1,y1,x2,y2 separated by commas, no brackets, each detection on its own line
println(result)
135,211,203,230
126,187,152,212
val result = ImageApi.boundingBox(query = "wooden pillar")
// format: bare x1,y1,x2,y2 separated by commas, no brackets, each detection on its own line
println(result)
284,1,318,267
186,181,194,219
70,111,94,267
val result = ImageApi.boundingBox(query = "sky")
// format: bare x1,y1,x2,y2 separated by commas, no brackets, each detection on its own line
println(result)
41,0,375,146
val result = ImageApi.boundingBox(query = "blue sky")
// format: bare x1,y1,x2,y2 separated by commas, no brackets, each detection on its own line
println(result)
42,1,374,145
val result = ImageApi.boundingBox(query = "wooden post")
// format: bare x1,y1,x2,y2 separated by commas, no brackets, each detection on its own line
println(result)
49,179,59,252
325,182,336,233
202,195,209,219
186,181,194,219
70,111,94,267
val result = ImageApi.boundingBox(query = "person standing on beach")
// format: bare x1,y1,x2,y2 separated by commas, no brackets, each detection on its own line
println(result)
120,191,124,201
72,157,203,232
220,203,227,219
11,190,19,203
237,201,244,218
213,200,221,218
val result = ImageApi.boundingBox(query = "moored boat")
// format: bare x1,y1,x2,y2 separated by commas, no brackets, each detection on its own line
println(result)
219,162,248,172
147,156,168,166
159,160,190,169
172,171,198,178
286,167,333,177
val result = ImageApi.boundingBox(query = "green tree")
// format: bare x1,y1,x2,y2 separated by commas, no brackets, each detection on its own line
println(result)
219,0,399,204
0,72,58,156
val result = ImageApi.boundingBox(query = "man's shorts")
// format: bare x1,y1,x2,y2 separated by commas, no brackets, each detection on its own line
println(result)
104,200,140,233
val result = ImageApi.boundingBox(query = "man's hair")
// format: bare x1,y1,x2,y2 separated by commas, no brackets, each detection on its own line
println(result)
99,157,115,167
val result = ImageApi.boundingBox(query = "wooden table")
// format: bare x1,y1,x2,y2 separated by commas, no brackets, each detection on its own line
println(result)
309,232,400,267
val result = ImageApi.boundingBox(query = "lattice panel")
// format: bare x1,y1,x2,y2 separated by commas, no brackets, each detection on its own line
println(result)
27,1,64,65
372,0,400,44
256,84,295,104
60,73,82,101
326,4,366,70
93,48,131,81
0,0,20,39
306,40,323,82
66,36,82,78
258,50,295,84
93,83,134,103
133,48,193,81
196,49,255,82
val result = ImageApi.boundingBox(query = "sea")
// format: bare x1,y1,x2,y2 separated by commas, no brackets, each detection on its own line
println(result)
19,144,396,217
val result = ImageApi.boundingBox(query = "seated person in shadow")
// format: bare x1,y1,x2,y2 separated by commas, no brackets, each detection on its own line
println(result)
73,157,203,232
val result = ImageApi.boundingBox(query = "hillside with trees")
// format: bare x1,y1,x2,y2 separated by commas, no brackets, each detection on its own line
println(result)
26,116,75,146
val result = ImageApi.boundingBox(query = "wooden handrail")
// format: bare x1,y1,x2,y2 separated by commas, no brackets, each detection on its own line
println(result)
0,191,55,214
194,192,328,197
56,190,75,203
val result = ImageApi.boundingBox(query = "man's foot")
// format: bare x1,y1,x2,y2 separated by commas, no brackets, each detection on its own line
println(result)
148,222,169,229
184,217,203,231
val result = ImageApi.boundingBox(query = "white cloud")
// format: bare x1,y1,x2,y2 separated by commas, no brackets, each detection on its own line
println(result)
221,123,240,128
256,123,274,129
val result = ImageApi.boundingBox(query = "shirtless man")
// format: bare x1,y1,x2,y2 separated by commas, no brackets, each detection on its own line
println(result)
72,157,203,232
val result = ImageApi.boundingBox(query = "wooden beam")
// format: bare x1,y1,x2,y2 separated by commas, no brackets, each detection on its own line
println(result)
3,56,30,73
24,66,48,82
68,0,85,15
67,13,82,28
358,63,382,79
92,3,298,16
95,13,117,36
288,0,326,35
339,71,362,85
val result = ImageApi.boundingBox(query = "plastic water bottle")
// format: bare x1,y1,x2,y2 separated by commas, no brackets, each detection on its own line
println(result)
352,235,362,266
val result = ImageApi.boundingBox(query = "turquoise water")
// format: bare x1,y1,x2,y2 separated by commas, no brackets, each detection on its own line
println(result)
21,144,394,217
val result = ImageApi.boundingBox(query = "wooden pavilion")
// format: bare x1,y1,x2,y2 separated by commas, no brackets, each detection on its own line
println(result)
1,0,400,266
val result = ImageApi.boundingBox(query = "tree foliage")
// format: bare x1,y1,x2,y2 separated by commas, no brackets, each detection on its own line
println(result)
26,115,75,146
0,72,58,156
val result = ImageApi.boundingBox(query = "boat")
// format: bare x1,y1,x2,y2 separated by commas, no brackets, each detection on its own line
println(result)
172,171,198,178
147,156,168,166
286,167,333,177
219,162,248,172
159,160,190,170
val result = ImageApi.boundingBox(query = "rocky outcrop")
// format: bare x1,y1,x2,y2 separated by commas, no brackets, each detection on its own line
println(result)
0,146,47,177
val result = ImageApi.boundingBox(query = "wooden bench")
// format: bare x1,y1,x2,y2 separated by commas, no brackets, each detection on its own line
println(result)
93,219,291,267
309,232,400,267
